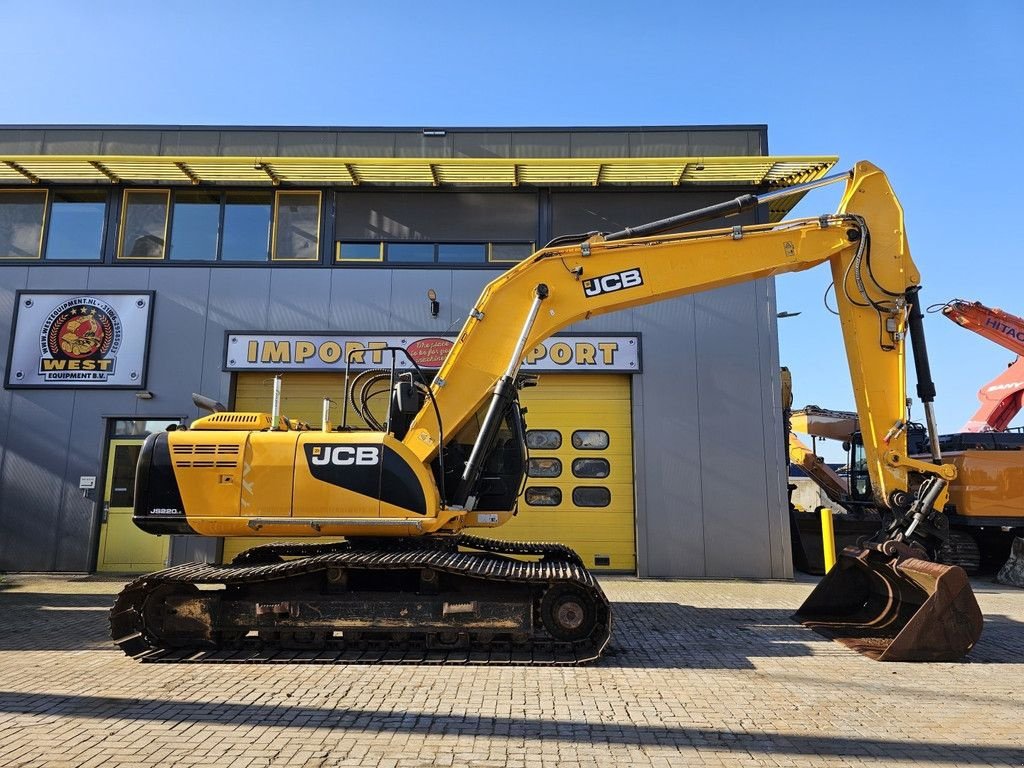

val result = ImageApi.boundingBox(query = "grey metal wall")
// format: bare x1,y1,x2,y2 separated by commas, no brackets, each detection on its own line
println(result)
0,263,789,577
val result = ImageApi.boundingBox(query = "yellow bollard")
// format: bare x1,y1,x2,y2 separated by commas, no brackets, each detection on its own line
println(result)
820,507,837,573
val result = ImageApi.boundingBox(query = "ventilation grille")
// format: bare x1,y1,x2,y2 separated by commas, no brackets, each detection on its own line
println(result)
172,443,240,468
191,412,273,431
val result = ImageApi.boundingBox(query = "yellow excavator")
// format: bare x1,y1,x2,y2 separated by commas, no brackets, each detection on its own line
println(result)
112,162,983,664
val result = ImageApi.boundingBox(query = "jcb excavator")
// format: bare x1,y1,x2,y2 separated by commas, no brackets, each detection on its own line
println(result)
112,162,983,665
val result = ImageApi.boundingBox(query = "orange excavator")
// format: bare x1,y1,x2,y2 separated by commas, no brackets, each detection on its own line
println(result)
939,299,1024,432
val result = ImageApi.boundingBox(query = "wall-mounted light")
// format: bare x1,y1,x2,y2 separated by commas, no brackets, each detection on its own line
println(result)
427,289,440,318
135,390,154,400
777,311,802,319
422,129,446,137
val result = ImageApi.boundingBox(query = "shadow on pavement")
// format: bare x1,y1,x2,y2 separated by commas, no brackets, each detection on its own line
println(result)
0,586,1018,665
0,689,1018,764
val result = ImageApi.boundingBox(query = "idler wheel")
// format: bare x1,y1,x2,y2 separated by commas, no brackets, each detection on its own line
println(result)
540,585,596,642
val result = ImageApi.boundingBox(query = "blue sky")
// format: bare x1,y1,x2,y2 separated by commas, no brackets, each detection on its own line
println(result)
2,1,1021,459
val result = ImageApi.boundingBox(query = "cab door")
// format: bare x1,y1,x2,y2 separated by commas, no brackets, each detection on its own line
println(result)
96,438,170,572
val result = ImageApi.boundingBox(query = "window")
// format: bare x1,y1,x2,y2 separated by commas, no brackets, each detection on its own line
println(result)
119,190,169,259
272,191,321,261
573,487,611,507
112,418,183,437
572,458,610,478
45,190,106,260
525,487,562,506
489,243,534,263
387,243,435,263
0,190,47,259
222,191,272,262
169,191,220,261
572,430,609,450
337,242,384,262
527,458,562,478
334,240,534,265
437,243,486,264
526,430,561,450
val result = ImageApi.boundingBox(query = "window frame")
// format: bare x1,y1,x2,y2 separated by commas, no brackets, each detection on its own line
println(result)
487,242,536,264
271,189,322,262
336,240,385,263
117,189,171,261
0,188,49,260
42,188,109,263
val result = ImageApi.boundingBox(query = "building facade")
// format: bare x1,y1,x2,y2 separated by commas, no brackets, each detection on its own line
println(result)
0,125,835,577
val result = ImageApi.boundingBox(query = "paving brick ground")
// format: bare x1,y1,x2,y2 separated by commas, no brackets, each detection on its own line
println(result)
0,574,1020,767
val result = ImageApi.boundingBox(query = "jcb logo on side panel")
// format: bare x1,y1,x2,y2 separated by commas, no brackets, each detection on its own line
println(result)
310,445,381,466
582,268,644,298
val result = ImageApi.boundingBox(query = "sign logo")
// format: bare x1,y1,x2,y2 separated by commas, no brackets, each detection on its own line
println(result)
582,268,644,298
309,445,381,467
406,337,454,368
38,297,123,382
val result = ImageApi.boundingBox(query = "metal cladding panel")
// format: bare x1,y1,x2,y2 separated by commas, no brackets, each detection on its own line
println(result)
631,295,706,576
449,271,495,329
41,129,103,154
692,281,775,578
0,130,44,153
388,270,456,332
100,130,162,155
571,132,629,158
335,133,398,157
218,131,279,156
85,266,151,291
336,191,539,241
329,270,393,331
268,270,332,330
0,267,28,564
278,132,337,157
159,130,222,155
146,269,213,412
453,132,513,158
688,130,763,157
511,133,572,158
395,134,452,158
203,270,271,404
0,390,75,569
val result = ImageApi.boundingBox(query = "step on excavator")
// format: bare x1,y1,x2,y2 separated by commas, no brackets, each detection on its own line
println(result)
112,162,983,665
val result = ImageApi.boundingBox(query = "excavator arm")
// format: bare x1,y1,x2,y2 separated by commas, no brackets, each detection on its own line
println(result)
941,299,1024,432
408,162,952,530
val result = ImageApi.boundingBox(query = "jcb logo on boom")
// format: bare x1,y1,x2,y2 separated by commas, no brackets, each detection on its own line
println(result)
310,445,381,466
582,268,644,298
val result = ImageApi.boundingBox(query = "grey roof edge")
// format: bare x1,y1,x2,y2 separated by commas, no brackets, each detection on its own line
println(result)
0,123,769,134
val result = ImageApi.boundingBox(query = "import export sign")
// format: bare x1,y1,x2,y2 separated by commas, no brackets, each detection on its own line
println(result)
224,332,641,373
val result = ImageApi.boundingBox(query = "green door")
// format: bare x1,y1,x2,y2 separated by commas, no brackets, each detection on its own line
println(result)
96,438,169,572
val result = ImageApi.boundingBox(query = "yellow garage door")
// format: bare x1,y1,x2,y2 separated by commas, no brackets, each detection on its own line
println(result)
227,372,636,571
496,374,635,573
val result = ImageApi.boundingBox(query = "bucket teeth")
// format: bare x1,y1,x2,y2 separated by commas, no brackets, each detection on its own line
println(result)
794,546,983,662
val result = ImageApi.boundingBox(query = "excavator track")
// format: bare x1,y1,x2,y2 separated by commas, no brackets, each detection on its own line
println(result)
110,536,611,665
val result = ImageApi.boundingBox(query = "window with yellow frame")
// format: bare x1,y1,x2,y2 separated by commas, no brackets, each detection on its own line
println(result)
118,190,170,260
335,241,385,263
272,190,321,261
0,189,48,259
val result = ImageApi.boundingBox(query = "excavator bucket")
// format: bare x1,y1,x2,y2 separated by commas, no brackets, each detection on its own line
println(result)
794,546,983,661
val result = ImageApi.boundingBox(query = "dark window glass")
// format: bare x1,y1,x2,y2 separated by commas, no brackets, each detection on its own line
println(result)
0,190,46,259
572,430,609,450
490,243,533,262
274,191,320,261
437,243,486,263
525,486,562,506
221,191,271,261
526,430,561,450
45,190,106,260
527,457,562,478
120,191,168,259
169,191,220,261
572,458,610,478
573,486,610,507
337,242,382,261
387,242,435,263
109,443,142,508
